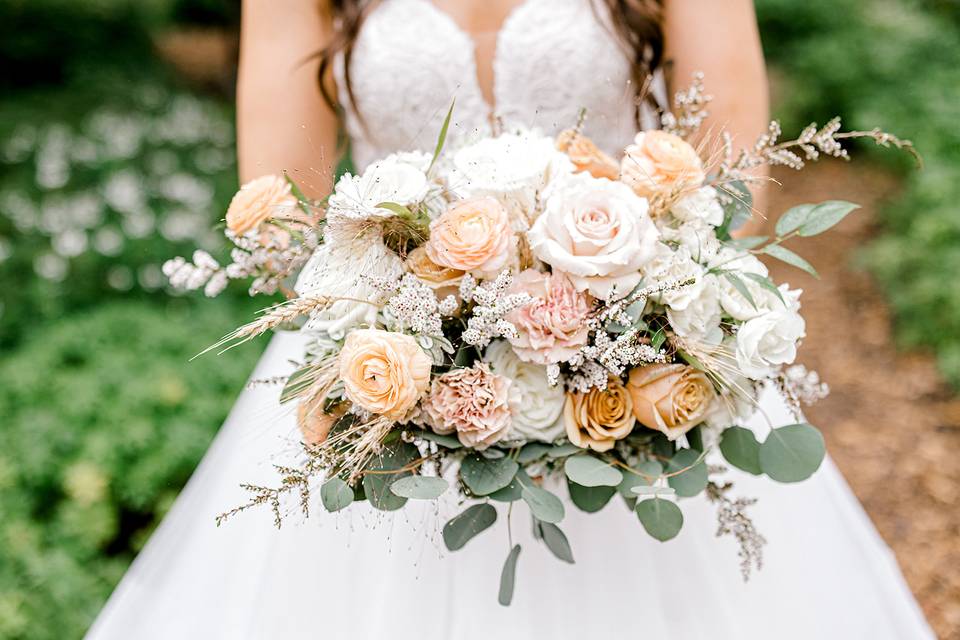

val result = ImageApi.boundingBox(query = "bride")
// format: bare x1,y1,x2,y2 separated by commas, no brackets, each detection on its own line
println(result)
86,1,934,638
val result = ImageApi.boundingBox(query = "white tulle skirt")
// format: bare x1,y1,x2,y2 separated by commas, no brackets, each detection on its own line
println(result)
86,331,933,640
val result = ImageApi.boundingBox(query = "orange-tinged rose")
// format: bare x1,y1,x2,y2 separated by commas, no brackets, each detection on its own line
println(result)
404,245,464,300
225,175,299,235
425,197,513,274
627,363,715,440
564,378,636,452
557,129,620,180
620,131,705,198
339,329,432,420
296,402,346,446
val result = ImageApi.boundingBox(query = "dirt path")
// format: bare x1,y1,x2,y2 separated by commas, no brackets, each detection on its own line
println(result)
763,161,960,639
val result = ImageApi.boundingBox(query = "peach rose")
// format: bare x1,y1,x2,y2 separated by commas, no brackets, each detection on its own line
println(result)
557,129,620,180
620,131,706,198
225,175,299,235
339,329,432,420
404,245,464,300
564,379,636,452
422,364,513,449
425,197,513,274
296,402,346,446
627,363,715,440
506,269,592,364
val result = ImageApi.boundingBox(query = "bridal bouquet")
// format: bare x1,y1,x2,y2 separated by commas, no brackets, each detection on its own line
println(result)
166,76,913,604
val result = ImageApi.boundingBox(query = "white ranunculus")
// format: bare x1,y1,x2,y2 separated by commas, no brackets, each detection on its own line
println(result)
484,340,565,443
528,171,659,300
327,152,430,222
671,186,725,226
735,288,805,379
711,248,781,321
641,243,705,311
659,218,722,264
294,226,403,339
667,274,723,344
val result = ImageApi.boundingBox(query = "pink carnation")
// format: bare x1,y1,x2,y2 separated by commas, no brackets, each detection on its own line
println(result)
422,364,513,449
505,269,592,364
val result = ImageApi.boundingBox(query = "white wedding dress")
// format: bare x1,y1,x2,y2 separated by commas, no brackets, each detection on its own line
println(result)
86,1,934,638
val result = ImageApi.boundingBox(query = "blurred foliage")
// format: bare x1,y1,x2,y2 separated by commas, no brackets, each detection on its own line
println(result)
0,300,262,639
756,0,960,386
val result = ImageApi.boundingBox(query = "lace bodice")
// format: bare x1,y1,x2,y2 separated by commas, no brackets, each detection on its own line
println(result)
336,0,654,170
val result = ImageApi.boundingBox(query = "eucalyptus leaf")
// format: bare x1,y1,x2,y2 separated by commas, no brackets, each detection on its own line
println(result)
320,477,353,512
742,272,785,305
442,503,497,551
280,365,316,404
521,486,565,524
666,449,708,497
759,423,826,482
725,235,769,250
489,476,523,502
460,454,518,496
498,544,522,606
775,203,816,237
362,441,418,511
650,327,667,351
635,498,684,542
538,522,575,563
720,426,762,475
567,480,616,513
564,456,623,487
616,460,662,498
763,244,819,278
389,475,449,499
546,442,582,458
722,271,758,310
717,179,753,237
419,431,463,449
797,201,859,236
516,443,551,464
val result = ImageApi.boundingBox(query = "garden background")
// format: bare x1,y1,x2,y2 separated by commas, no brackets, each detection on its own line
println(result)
0,1,957,637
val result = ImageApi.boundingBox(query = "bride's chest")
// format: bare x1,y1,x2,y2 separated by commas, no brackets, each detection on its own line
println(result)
338,0,638,168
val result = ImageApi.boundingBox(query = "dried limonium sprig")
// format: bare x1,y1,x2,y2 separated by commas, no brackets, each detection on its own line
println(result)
706,480,766,581
660,71,712,139
460,272,532,348
776,363,830,420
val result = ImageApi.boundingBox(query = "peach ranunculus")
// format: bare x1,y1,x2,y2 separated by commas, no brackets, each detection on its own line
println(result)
425,197,514,274
627,363,715,440
564,378,636,452
404,245,464,300
505,269,592,364
556,129,620,180
225,175,299,235
422,364,514,449
296,402,347,446
620,131,706,199
338,329,432,420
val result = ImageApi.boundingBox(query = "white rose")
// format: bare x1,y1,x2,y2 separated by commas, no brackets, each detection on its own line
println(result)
667,274,723,344
327,153,430,222
671,186,725,226
528,171,659,300
711,249,781,321
641,243,705,311
659,218,722,264
484,340,565,443
735,288,805,379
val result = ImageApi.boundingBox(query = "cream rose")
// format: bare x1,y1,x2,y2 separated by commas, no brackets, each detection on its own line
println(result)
339,329,432,420
425,197,514,274
564,379,636,452
621,131,706,198
528,172,659,300
505,269,592,364
404,245,464,300
484,340,565,443
225,175,298,235
627,364,715,441
556,129,620,180
422,363,514,449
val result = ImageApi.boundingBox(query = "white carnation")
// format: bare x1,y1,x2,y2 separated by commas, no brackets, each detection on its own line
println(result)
327,152,430,222
484,340,565,443
667,274,723,344
641,243,705,311
735,288,806,380
659,218,722,264
671,186,725,226
711,249,781,321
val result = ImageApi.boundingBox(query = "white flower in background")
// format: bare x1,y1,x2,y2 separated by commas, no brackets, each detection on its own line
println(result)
294,225,403,339
735,287,805,379
667,274,723,344
659,218,722,264
327,152,430,222
484,340,565,443
711,249,782,321
528,171,659,300
641,243,705,310
671,186,725,226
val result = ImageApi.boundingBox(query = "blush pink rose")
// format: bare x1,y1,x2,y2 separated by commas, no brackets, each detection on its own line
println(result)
505,269,592,364
422,364,513,449
425,197,513,274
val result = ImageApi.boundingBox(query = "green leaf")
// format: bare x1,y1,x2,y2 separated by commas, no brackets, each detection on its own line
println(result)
563,456,623,487
650,326,667,351
723,271,758,310
665,449,708,497
516,443,551,464
763,244,819,278
719,426,762,475
419,431,462,449
635,498,684,542
279,365,316,404
759,423,826,482
521,486,565,523
775,203,816,237
717,179,754,237
373,201,414,218
320,477,353,512
453,344,478,367
567,480,616,513
546,442,582,458
797,201,859,237
498,544,522,606
489,473,524,502
725,235,769,250
617,460,662,498
460,454,519,496
389,475,449,499
741,272,785,305
362,441,418,511
428,99,455,174
283,170,313,217
538,522,574,563
442,503,498,551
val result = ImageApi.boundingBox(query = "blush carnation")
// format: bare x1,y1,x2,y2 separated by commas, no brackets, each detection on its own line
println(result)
505,269,592,364
422,364,514,449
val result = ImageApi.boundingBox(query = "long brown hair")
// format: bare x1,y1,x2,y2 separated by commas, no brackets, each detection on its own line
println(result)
317,0,664,122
